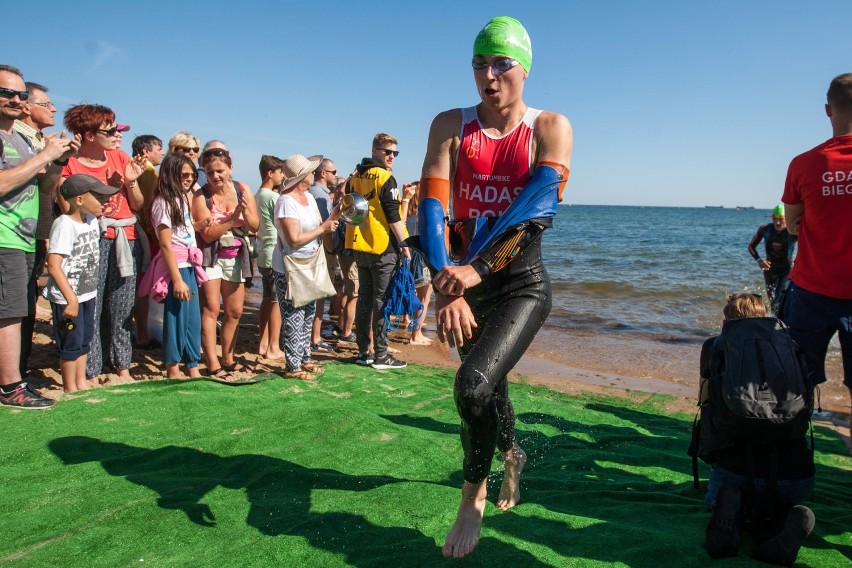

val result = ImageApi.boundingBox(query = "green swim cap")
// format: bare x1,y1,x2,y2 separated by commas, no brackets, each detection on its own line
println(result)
473,16,532,73
772,204,784,217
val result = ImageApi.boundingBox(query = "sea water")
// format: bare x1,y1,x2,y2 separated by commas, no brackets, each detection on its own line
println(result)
542,205,774,344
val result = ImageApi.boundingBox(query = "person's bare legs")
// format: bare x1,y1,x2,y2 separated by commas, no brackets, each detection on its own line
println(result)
442,479,488,559
311,298,325,344
410,284,434,345
0,318,22,388
496,443,527,510
220,281,245,368
258,297,285,359
59,359,78,393
76,355,89,391
340,293,357,336
200,278,222,371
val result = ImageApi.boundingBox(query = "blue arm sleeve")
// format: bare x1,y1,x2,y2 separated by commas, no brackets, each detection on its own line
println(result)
417,197,453,271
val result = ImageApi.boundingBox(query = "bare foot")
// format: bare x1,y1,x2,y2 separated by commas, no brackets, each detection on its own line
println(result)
409,334,433,346
188,368,202,378
496,444,526,511
263,350,285,361
442,480,487,559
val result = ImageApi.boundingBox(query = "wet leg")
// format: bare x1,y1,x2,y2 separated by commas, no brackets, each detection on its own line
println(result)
442,479,487,559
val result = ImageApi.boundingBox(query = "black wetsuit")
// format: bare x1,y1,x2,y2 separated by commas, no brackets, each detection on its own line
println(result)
748,224,797,313
455,230,551,483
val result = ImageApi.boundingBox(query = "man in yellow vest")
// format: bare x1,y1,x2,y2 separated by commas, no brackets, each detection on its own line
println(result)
345,132,412,369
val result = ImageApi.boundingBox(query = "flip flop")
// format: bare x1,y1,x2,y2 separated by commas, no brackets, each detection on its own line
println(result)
222,361,252,374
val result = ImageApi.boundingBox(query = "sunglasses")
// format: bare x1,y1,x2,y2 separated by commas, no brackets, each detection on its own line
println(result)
202,148,229,158
471,57,520,76
375,148,399,157
324,169,337,175
97,126,120,136
176,146,200,154
180,171,198,179
0,87,29,101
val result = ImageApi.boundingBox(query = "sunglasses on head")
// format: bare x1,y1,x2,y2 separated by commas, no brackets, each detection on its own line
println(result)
97,126,120,136
202,148,229,158
375,148,399,157
175,146,200,154
471,57,521,75
0,87,29,101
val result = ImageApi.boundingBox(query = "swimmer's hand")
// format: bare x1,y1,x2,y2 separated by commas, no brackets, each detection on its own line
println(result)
758,259,771,271
436,293,477,348
433,265,482,296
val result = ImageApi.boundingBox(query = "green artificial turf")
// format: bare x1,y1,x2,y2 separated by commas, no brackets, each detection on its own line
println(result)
1,364,849,567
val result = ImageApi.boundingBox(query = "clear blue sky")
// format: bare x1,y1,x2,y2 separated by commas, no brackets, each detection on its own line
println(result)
11,1,852,207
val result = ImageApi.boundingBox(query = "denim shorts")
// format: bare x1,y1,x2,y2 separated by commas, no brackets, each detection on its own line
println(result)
705,464,814,510
781,282,852,387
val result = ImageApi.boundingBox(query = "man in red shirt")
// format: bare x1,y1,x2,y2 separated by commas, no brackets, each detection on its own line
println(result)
781,72,852,434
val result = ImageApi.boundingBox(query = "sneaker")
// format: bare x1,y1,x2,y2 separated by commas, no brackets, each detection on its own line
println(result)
372,354,407,370
0,383,55,410
752,505,815,566
336,332,357,344
706,483,741,559
355,353,374,366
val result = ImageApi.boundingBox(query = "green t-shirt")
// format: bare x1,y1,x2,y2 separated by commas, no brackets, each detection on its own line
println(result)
254,187,279,269
0,131,39,252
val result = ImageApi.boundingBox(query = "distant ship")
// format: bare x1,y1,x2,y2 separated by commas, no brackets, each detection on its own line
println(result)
705,205,724,208
735,206,755,211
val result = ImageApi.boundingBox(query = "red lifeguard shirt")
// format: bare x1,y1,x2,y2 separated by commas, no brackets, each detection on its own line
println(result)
451,106,542,220
782,134,852,299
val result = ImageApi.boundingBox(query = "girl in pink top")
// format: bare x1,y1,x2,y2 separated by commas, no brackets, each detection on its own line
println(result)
190,148,259,380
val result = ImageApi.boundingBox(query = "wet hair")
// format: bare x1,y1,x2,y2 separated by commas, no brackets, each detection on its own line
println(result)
167,131,200,152
24,81,47,94
372,132,397,148
259,154,283,179
827,73,852,110
64,104,115,136
132,135,162,157
0,65,23,78
154,153,196,229
723,294,767,321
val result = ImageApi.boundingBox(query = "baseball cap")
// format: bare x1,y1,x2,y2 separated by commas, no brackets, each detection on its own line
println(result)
60,174,120,199
116,124,130,132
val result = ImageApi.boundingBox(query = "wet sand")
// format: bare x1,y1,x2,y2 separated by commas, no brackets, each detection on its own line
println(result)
24,290,850,440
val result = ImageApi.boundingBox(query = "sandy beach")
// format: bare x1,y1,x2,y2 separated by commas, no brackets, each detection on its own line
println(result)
24,289,850,439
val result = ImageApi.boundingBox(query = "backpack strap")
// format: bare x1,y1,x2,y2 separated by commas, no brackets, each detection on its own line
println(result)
691,413,701,491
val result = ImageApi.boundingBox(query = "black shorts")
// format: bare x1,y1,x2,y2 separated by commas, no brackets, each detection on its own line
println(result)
0,247,34,319
258,267,277,302
51,298,96,360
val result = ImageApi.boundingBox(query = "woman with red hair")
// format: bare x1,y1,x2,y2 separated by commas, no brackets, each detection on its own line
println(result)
61,103,147,382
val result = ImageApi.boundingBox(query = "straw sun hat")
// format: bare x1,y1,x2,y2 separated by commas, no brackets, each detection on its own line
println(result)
281,154,323,191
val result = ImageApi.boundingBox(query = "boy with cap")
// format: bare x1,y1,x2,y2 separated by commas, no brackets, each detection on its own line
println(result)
44,174,118,392
747,205,797,315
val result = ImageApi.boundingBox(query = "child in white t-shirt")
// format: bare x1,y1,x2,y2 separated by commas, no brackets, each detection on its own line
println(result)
45,175,118,392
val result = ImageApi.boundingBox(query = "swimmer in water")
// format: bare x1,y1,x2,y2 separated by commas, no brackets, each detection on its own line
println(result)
417,16,573,559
